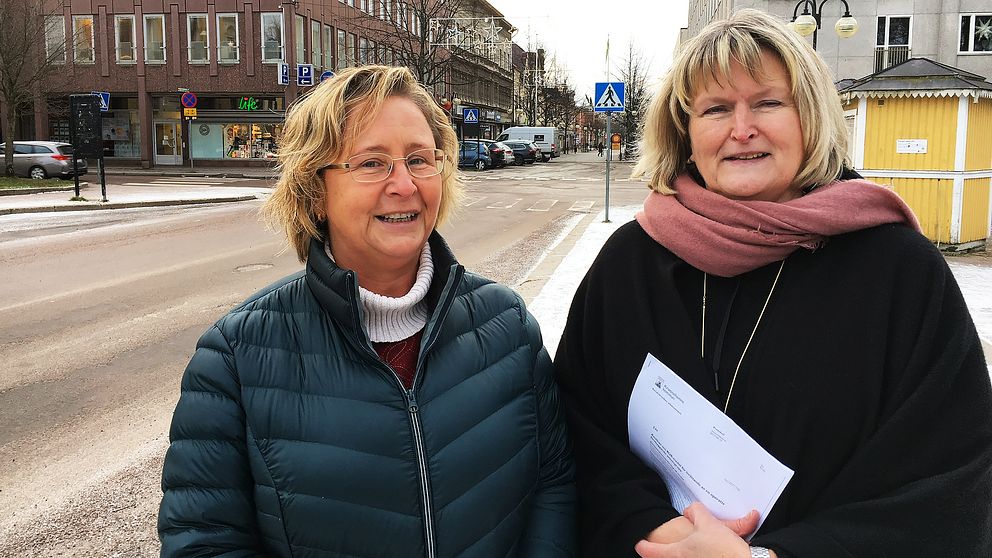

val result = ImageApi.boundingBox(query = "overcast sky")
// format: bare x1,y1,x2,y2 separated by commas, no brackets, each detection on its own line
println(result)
486,0,691,102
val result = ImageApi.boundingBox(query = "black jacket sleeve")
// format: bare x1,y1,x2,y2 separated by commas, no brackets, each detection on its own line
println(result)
554,266,680,558
753,241,992,557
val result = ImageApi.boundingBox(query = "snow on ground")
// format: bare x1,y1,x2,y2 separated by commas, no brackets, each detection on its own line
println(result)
946,261,992,346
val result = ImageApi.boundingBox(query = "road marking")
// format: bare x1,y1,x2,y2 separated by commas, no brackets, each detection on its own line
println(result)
121,182,226,187
526,199,558,212
486,198,522,209
568,201,595,212
561,178,577,181
462,195,486,206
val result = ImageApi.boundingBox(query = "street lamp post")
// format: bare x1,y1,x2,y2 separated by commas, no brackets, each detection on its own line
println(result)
788,0,859,49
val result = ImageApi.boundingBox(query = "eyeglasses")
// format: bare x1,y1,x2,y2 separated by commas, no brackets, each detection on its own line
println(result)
319,148,445,183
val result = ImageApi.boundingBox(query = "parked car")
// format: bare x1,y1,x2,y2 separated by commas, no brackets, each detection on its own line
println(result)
0,141,87,179
496,127,560,161
457,141,493,170
502,141,539,165
477,139,509,168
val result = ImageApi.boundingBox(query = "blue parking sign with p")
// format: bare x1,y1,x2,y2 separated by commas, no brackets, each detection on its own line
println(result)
297,64,314,86
278,62,289,85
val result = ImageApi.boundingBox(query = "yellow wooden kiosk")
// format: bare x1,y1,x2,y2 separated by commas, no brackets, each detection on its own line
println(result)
840,59,992,250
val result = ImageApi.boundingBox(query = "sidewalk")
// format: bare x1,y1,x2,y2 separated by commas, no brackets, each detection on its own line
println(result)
0,182,269,215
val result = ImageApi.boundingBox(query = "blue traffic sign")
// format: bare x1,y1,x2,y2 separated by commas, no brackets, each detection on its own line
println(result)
297,64,314,86
463,108,480,123
594,82,625,112
319,70,335,83
278,62,289,85
180,92,198,108
91,91,111,112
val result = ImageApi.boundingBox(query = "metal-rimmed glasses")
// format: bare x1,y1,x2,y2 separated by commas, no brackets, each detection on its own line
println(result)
318,148,445,183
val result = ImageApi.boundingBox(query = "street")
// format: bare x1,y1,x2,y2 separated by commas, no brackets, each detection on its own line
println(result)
0,156,646,555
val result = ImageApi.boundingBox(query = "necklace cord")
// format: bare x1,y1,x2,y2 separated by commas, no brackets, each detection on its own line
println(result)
701,260,787,414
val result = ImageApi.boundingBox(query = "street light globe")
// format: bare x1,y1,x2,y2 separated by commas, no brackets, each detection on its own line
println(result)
835,15,859,38
786,20,798,33
794,14,818,36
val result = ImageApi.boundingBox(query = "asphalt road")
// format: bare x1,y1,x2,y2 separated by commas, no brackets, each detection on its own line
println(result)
0,157,646,555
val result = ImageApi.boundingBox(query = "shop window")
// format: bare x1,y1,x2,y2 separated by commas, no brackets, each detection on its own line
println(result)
311,20,322,68
261,13,284,62
144,14,166,63
217,14,239,62
116,15,136,63
73,15,95,64
960,14,992,53
295,15,305,66
220,123,281,159
45,16,66,64
188,14,209,63
101,110,141,158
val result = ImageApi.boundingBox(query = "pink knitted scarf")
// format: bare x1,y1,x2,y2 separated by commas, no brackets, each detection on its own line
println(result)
635,174,922,277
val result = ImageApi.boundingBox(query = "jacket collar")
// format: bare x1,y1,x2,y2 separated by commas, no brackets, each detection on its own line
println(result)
304,230,461,335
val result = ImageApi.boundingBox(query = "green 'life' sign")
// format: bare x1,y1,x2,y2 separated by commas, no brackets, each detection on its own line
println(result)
238,97,260,111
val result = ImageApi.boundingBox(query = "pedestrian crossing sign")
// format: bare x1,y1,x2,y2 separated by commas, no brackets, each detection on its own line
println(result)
594,82,625,112
463,108,480,123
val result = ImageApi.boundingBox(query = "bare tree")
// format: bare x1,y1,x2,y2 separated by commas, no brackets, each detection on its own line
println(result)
615,41,651,158
0,0,67,176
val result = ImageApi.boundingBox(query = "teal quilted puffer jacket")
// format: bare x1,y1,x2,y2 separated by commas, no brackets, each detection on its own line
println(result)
158,233,576,557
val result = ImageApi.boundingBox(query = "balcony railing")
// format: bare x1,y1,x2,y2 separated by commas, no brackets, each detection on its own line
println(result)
874,46,910,72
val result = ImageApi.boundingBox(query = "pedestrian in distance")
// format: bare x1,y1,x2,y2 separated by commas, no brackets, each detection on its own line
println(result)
158,65,576,557
554,9,992,558
597,142,604,157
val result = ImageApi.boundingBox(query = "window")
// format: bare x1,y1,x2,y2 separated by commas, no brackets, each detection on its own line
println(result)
337,29,347,71
875,16,911,71
73,15,95,63
116,15,136,62
960,14,992,53
395,3,405,28
323,25,333,72
876,16,911,47
144,14,166,62
217,14,239,62
188,14,208,62
295,15,305,65
311,20,322,68
45,16,66,64
359,37,369,65
261,13,284,62
381,0,392,22
369,40,378,64
348,33,357,67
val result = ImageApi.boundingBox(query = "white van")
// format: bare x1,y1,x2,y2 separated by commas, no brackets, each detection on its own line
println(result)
496,127,560,162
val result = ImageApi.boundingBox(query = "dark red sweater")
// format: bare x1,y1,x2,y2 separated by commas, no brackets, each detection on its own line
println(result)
373,330,423,389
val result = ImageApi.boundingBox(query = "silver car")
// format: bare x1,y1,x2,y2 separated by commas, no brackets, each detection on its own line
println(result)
0,141,88,179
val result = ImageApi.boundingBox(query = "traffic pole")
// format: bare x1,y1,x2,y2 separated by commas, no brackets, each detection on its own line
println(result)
604,113,611,223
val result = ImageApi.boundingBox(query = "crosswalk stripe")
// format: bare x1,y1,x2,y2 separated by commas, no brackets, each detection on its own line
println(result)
526,199,558,212
486,198,522,209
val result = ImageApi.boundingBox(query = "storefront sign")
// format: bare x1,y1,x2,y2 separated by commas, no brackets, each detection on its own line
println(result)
198,124,210,136
239,96,260,111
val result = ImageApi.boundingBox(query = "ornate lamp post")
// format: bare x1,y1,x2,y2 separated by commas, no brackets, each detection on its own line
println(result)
788,0,859,49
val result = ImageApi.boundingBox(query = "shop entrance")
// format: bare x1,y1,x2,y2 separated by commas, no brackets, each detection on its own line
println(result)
154,121,181,165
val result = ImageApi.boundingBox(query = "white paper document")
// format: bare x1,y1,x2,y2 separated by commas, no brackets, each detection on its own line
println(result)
627,353,793,533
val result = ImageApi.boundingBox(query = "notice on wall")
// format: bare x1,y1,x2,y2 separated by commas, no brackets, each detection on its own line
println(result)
896,139,928,154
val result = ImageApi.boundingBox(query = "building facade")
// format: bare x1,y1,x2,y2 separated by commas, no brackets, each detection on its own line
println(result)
14,0,514,168
683,0,992,82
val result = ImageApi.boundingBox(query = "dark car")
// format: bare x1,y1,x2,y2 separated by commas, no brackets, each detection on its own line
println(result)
503,141,539,165
457,141,493,170
0,141,88,179
477,139,508,168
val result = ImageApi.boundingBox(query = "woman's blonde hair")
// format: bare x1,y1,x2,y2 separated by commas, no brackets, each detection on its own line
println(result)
263,65,462,262
632,8,849,195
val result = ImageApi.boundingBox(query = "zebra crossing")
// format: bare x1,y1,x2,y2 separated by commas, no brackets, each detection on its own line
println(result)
118,176,247,187
463,195,598,213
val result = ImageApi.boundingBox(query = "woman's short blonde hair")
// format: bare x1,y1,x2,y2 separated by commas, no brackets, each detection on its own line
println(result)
263,65,462,262
632,8,849,195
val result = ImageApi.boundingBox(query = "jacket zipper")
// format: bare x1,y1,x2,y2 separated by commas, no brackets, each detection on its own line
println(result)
347,268,462,558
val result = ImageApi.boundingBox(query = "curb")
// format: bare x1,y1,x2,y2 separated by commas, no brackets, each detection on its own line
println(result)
102,170,276,179
0,195,258,216
0,183,90,196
